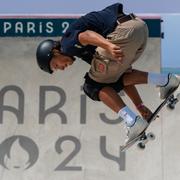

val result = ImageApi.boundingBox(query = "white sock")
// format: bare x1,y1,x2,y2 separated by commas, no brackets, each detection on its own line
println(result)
148,72,168,86
118,106,137,127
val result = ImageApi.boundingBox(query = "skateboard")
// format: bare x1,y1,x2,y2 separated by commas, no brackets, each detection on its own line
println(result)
120,86,180,152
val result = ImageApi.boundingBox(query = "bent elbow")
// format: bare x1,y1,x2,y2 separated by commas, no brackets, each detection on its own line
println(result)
78,30,91,46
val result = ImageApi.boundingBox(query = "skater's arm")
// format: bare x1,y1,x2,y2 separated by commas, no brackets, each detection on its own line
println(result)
78,30,124,62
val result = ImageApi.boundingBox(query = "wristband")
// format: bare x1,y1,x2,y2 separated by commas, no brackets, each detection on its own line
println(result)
136,103,144,109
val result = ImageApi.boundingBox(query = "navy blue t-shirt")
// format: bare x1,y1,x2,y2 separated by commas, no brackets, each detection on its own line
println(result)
61,3,123,64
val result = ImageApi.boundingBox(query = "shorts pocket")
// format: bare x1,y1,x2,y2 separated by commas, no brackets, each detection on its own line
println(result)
91,54,108,74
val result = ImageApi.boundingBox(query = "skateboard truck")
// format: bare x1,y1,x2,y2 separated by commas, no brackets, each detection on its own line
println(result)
120,87,179,152
167,93,180,110
137,132,156,150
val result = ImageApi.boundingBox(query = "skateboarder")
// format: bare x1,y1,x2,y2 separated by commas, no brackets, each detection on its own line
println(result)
36,3,180,145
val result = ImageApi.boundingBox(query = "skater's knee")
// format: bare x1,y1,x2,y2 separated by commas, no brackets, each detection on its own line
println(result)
99,87,116,101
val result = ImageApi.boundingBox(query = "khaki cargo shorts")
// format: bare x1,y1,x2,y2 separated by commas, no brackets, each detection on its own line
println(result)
89,17,149,83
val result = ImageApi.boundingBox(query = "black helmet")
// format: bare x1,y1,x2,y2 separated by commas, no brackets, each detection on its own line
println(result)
36,39,60,74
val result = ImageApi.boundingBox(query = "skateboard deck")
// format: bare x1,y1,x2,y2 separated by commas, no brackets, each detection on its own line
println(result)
120,86,180,152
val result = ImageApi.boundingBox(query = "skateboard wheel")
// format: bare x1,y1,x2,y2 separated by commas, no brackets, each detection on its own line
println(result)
147,132,155,140
167,103,175,110
137,142,146,149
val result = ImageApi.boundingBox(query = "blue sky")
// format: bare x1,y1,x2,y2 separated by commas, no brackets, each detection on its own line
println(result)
0,0,179,68
0,0,180,14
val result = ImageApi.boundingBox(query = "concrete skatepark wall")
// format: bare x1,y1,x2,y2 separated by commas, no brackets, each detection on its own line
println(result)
0,21,180,180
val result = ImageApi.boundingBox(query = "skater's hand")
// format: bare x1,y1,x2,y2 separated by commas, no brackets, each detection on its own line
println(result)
107,43,124,64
